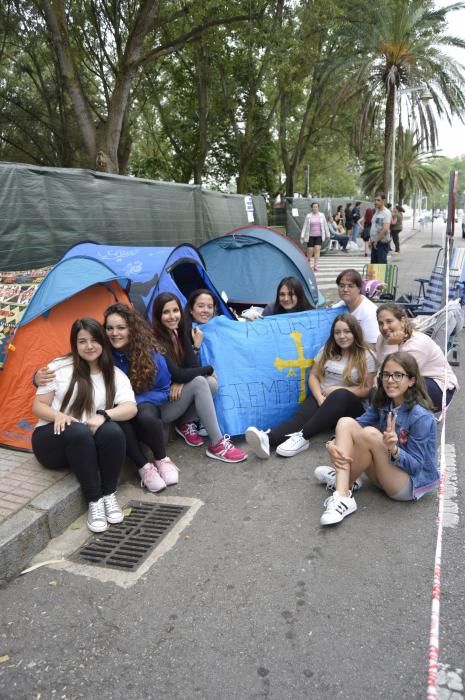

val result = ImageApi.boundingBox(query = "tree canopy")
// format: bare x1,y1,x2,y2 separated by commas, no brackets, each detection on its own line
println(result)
0,0,464,199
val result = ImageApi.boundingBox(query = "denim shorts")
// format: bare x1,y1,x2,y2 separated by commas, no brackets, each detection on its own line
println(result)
390,478,414,501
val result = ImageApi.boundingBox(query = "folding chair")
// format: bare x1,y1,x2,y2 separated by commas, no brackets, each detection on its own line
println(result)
397,247,465,316
361,263,399,301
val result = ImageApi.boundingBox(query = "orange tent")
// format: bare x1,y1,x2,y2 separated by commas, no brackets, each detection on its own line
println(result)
0,260,130,451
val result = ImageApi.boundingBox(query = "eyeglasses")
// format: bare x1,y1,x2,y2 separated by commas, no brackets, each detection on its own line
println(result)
381,371,409,382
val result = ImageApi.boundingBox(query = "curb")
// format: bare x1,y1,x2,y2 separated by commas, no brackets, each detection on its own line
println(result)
0,464,135,585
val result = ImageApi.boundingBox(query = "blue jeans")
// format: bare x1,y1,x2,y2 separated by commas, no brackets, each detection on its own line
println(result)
352,222,359,242
370,241,390,264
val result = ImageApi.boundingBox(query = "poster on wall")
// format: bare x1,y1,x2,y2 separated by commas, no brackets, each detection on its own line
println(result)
0,268,51,369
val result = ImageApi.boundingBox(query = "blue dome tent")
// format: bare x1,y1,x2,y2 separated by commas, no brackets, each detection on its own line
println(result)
62,241,234,320
199,225,323,308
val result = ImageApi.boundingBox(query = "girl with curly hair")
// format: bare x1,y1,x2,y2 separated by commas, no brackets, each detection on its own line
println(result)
102,303,180,492
152,292,247,463
245,314,375,459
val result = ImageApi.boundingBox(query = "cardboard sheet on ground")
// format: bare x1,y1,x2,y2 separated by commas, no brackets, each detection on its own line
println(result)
199,308,342,436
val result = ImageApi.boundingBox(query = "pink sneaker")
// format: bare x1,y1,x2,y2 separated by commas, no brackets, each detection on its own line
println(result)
155,457,179,486
206,435,248,463
313,264,319,271
139,463,166,493
175,422,204,447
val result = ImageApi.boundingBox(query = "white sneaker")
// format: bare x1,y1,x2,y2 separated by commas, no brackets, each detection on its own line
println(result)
87,498,108,533
245,427,270,459
320,492,357,526
314,466,365,492
276,431,309,457
103,492,124,524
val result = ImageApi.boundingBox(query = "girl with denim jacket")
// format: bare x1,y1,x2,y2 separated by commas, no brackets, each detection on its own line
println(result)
315,351,439,526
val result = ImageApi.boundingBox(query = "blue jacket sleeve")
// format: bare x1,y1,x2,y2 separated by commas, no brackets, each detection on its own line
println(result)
392,413,437,477
356,405,381,428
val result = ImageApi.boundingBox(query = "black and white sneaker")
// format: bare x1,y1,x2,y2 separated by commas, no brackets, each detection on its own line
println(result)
320,491,357,526
314,466,366,492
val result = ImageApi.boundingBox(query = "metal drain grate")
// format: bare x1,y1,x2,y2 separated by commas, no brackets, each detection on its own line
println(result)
71,500,188,571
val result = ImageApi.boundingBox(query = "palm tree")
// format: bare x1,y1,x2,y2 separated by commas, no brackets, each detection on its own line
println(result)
360,129,444,205
346,0,465,194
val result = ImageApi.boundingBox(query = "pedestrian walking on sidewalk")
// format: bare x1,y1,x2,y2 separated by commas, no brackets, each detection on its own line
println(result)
31,318,137,534
369,192,392,264
390,205,404,254
300,201,329,271
352,201,362,243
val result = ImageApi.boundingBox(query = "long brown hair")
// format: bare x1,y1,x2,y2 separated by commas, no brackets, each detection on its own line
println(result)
372,351,434,410
316,313,372,387
103,303,157,394
376,303,414,341
60,318,116,418
152,292,185,364
272,277,312,314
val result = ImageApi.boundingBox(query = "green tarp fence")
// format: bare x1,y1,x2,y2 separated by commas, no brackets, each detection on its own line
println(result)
0,162,267,271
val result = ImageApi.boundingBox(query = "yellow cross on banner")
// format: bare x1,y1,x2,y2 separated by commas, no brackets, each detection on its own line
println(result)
274,331,313,403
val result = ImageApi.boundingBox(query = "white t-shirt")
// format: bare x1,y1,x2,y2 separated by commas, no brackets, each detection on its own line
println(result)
35,356,136,427
315,348,376,391
370,207,392,242
333,296,379,344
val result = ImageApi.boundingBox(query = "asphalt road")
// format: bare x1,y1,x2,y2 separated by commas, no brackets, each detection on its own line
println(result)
0,229,464,700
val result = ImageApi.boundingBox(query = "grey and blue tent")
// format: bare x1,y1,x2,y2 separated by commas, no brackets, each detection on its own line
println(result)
62,241,234,320
199,225,322,308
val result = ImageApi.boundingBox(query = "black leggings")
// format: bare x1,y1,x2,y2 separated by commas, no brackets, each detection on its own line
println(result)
119,402,166,469
32,421,126,503
268,388,365,446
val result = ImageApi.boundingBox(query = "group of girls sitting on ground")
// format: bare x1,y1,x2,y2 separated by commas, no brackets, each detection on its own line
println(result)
32,289,246,534
32,274,457,532
244,279,457,527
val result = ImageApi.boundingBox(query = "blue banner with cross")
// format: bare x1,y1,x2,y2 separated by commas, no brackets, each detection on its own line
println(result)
199,308,343,436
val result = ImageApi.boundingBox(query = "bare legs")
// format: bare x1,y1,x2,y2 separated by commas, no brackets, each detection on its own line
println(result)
306,244,321,269
330,417,410,497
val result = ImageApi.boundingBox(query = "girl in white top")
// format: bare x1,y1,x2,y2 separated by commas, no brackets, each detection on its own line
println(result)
245,314,375,459
376,303,458,410
300,202,329,272
32,318,137,534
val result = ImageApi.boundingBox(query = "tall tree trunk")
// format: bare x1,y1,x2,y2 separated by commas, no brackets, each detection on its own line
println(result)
383,81,396,195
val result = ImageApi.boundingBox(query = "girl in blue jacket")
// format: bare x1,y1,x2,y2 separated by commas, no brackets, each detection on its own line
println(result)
315,351,439,526
103,303,180,493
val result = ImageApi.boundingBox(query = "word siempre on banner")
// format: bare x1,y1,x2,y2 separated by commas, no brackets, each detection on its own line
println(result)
199,308,342,436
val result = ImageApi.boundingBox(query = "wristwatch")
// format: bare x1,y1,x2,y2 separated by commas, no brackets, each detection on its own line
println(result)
96,409,112,422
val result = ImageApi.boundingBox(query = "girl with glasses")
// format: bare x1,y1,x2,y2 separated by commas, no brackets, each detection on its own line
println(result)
315,352,439,526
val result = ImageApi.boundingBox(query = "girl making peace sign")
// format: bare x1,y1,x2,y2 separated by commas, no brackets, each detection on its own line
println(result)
315,352,440,526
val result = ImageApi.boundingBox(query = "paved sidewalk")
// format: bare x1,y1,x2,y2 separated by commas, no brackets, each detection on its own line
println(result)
0,448,66,523
0,217,461,584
